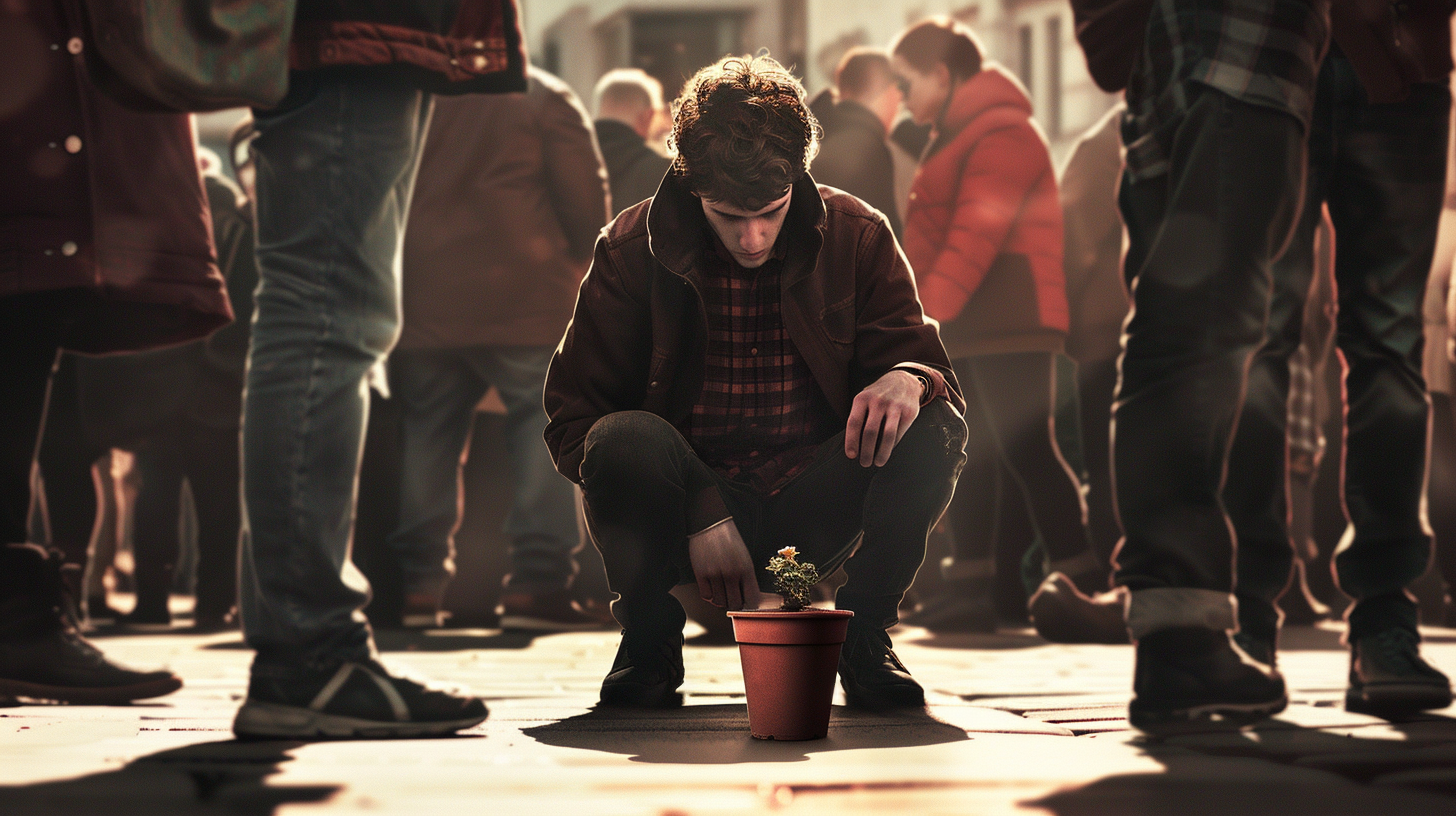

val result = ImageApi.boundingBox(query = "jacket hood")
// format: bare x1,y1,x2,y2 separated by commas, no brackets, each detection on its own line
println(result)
645,171,827,281
939,64,1033,136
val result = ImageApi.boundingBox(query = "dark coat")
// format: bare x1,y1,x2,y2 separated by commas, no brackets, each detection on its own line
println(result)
290,0,527,94
399,67,610,349
543,172,963,483
594,119,672,218
903,66,1068,359
0,0,231,354
812,99,903,240
1070,0,1455,103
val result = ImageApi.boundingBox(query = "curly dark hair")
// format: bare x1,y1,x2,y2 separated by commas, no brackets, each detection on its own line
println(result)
669,54,820,211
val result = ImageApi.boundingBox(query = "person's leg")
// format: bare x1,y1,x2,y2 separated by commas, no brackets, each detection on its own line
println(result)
578,411,739,706
126,438,185,624
763,399,966,707
234,73,486,738
183,421,241,628
973,352,1098,586
1077,357,1121,563
904,356,999,631
384,347,487,621
479,346,602,630
1430,392,1456,625
1223,89,1332,660
1115,84,1307,730
1322,59,1452,714
0,291,182,703
34,354,104,570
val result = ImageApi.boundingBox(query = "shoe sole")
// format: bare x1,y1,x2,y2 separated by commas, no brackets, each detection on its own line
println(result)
232,700,487,740
0,675,182,705
499,614,610,633
1346,684,1453,716
1129,694,1288,733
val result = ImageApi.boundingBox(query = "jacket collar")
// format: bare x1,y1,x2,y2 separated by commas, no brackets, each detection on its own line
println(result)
646,171,827,285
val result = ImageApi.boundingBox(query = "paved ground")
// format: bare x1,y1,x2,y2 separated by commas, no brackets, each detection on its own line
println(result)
4,620,1456,814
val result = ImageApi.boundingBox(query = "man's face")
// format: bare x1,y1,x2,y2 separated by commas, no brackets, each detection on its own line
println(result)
699,188,793,269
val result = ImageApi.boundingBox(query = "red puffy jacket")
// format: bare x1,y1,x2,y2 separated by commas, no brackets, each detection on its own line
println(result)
902,65,1067,359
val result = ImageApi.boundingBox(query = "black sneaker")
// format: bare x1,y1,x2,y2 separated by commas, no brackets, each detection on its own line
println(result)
0,627,183,704
233,658,488,739
838,626,925,710
598,630,684,708
1129,626,1287,732
1345,627,1452,716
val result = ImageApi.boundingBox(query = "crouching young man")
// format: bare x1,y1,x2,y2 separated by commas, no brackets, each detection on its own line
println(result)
544,55,968,709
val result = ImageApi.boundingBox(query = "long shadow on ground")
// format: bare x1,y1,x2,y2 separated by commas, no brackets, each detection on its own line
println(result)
0,740,339,815
524,703,968,763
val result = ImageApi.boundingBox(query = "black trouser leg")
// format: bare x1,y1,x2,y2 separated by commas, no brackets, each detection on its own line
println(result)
185,422,241,621
131,438,184,617
34,354,106,567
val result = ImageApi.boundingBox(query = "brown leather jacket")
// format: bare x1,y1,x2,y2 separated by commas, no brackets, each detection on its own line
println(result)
543,172,963,483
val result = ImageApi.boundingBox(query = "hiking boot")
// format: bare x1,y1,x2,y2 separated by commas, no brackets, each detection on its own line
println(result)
838,626,925,710
0,628,183,704
1129,626,1287,732
598,629,684,708
1028,572,1129,644
0,544,181,704
1345,627,1452,716
497,590,614,632
233,658,488,739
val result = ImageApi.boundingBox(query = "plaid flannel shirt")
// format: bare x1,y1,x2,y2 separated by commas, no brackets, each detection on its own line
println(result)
684,237,839,495
1123,0,1330,181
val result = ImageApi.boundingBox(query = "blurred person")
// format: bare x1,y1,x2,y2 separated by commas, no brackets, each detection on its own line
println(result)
890,18,1098,635
232,1,527,740
593,68,672,217
811,47,904,239
1072,0,1454,730
545,55,967,710
0,0,232,703
1430,99,1456,626
100,122,258,630
388,66,611,630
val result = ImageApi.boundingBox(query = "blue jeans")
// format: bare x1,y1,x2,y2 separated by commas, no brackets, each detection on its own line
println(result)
387,345,581,596
239,72,433,669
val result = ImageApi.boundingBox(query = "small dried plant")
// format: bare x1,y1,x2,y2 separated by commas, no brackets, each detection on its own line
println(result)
766,547,819,611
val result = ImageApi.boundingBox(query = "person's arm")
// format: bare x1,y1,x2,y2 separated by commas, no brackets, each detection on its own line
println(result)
916,123,1056,324
543,237,652,482
844,215,965,465
539,83,613,263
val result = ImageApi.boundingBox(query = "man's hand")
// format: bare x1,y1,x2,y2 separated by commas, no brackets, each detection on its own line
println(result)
845,369,923,467
688,519,763,611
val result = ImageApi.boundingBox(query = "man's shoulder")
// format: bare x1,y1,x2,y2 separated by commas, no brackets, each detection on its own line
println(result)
602,198,653,251
818,185,889,232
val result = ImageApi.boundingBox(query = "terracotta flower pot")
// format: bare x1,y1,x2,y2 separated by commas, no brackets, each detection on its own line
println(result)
726,608,853,740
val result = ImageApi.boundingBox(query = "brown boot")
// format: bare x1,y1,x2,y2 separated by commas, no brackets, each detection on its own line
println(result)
1028,571,1129,644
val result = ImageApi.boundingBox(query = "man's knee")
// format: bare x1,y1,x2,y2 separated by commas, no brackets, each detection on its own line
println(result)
580,411,681,486
892,399,968,477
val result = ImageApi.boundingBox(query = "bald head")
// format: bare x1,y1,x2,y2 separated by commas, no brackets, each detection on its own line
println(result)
594,69,665,139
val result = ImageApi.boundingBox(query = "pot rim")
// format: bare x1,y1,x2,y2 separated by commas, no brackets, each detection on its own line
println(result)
726,608,854,620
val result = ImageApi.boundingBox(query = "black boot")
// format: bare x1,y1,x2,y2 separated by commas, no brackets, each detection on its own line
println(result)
837,625,925,710
598,628,685,708
1346,627,1452,716
0,543,181,704
1129,626,1287,732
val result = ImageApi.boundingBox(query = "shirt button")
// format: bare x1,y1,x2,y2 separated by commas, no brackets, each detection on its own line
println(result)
67,38,84,54
749,348,758,355
64,136,82,154
61,241,78,256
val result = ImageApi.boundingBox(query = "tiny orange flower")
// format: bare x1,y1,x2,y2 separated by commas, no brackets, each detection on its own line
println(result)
777,547,798,561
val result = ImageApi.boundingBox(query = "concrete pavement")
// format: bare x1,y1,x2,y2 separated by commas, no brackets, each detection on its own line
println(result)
3,621,1456,814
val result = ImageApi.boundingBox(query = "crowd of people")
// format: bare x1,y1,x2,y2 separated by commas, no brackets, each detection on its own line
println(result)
2,0,1455,739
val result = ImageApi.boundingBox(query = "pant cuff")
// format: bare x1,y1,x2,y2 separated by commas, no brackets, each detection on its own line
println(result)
1126,588,1237,641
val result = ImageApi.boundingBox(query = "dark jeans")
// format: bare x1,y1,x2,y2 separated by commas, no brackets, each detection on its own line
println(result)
1113,85,1309,636
130,421,241,621
387,345,580,595
34,354,108,568
239,72,433,669
1077,356,1121,563
947,352,1092,574
1225,54,1450,642
579,402,966,635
